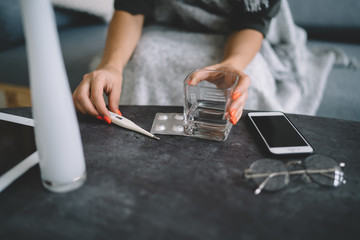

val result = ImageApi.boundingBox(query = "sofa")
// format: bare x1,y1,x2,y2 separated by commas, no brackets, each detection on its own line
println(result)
0,0,359,121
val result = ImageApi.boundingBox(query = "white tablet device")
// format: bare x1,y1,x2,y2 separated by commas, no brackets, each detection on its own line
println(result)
0,112,39,192
248,111,314,155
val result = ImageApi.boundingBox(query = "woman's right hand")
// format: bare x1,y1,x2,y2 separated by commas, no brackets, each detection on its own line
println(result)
72,10,144,122
72,64,123,121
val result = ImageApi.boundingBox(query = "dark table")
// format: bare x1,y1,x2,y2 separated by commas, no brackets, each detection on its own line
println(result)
1,106,360,240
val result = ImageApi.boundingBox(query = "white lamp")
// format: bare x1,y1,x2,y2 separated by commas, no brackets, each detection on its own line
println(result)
19,0,86,192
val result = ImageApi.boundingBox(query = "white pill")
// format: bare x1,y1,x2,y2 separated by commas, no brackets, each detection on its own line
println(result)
157,114,168,120
155,125,166,131
172,125,184,132
174,114,184,120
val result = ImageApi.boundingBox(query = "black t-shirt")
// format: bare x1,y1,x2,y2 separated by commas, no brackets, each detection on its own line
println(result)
114,0,281,36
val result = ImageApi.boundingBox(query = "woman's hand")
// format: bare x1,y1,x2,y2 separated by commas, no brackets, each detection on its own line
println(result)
72,64,123,122
203,63,251,125
72,11,145,123
202,29,262,125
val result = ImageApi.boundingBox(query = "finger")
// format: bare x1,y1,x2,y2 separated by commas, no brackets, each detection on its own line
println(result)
228,89,248,113
204,65,240,87
227,89,248,124
225,72,249,114
73,80,100,117
90,75,110,118
229,103,245,125
192,68,238,88
107,85,121,115
187,69,211,85
228,74,250,116
72,88,85,114
73,98,86,115
232,73,251,101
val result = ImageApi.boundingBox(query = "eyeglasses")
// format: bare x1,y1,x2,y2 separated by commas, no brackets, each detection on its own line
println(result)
244,154,346,195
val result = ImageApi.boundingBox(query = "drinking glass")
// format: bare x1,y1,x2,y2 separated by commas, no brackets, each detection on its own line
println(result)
183,69,239,141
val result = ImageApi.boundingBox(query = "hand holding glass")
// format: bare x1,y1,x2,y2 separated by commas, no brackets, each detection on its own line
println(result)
183,69,239,141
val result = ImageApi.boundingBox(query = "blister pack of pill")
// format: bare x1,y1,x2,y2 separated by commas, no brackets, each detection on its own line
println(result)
150,113,185,136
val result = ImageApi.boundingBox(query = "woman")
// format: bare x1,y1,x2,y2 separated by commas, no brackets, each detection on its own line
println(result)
72,0,281,125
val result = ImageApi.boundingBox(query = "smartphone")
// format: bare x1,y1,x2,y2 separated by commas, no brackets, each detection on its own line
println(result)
248,111,313,155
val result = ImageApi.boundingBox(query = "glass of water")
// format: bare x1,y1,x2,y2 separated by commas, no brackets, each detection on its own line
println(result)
183,69,239,141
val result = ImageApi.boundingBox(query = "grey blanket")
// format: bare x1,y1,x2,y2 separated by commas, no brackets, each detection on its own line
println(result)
89,0,357,115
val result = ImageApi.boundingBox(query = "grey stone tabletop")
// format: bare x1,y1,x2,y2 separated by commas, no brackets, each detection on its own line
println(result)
1,106,360,240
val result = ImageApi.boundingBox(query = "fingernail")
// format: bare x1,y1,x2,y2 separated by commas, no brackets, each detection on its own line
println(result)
232,92,241,100
189,77,198,85
116,109,122,116
230,108,237,118
103,116,111,124
96,116,104,121
231,115,238,125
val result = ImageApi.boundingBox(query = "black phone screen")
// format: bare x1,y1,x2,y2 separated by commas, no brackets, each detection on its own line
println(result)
251,115,308,147
0,119,36,176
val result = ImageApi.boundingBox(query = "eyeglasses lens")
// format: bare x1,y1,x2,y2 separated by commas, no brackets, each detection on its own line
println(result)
249,159,289,191
304,155,344,187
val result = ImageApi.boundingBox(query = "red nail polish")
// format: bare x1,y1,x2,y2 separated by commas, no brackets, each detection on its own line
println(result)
96,116,104,121
116,109,122,116
103,116,111,124
231,115,238,125
230,108,237,118
232,92,241,101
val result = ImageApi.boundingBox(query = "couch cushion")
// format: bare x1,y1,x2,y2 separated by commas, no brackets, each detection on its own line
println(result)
288,0,360,43
288,0,360,29
311,40,360,122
